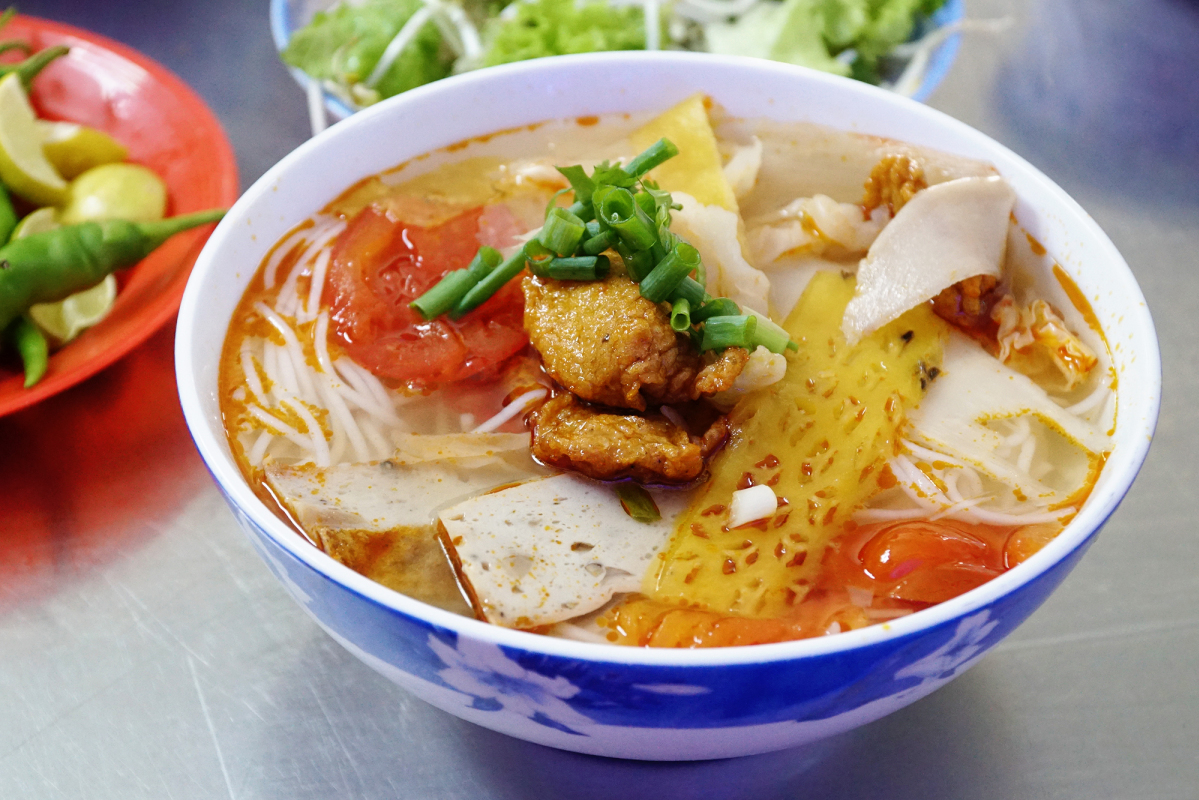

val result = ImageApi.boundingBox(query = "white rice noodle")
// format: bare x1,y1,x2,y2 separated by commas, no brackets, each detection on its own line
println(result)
247,405,310,452
248,430,273,466
317,372,370,463
299,247,332,324
360,418,394,460
239,341,267,406
1066,378,1113,418
278,395,330,467
262,224,317,290
472,389,548,434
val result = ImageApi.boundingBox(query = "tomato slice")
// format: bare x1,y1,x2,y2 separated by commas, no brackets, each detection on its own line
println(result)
325,205,528,386
853,519,1011,604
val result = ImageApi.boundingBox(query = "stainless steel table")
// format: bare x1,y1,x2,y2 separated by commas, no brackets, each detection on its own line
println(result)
3,1,1196,797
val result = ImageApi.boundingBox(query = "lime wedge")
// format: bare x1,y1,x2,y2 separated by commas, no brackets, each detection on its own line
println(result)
10,206,58,239
60,162,167,224
0,73,67,206
27,274,118,345
15,208,118,344
37,120,128,180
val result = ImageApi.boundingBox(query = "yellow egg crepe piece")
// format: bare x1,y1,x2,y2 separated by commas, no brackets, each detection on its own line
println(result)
630,94,738,212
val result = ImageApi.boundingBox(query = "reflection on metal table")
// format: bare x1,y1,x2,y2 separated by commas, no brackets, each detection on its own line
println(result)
3,0,1196,797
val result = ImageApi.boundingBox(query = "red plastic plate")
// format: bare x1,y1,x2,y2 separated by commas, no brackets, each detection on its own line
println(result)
0,15,238,417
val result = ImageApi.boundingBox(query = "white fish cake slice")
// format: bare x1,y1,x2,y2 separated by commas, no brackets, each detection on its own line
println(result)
266,435,543,533
440,474,689,628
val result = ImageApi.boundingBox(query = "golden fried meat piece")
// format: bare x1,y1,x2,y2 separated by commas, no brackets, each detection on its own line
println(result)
523,274,746,410
530,393,727,483
862,154,927,216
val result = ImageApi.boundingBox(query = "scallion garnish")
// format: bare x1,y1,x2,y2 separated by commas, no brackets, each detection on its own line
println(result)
581,229,616,256
540,207,587,256
749,313,800,354
534,255,611,281
670,276,708,308
451,242,531,318
594,185,658,252
410,269,477,320
700,314,758,351
639,242,700,303
622,138,680,180
621,247,655,282
670,297,692,332
410,246,503,320
692,297,740,323
615,483,661,523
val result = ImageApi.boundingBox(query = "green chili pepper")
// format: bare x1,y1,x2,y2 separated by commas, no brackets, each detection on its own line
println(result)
0,41,31,58
0,183,16,245
6,315,47,387
0,208,225,331
0,45,69,90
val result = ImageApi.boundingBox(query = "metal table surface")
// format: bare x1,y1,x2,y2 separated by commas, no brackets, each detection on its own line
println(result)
2,1,1196,797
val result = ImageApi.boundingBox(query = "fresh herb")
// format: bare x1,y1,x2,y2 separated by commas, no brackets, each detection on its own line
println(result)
411,139,797,353
616,483,661,523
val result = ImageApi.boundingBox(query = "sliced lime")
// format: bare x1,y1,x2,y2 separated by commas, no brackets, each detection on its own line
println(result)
37,120,128,180
0,73,67,206
10,206,58,239
27,274,118,345
60,162,167,224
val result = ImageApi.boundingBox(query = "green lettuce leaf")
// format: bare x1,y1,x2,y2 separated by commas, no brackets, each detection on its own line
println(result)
480,0,647,67
281,0,452,101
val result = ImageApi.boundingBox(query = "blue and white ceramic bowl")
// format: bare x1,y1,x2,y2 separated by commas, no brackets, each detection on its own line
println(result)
176,53,1160,761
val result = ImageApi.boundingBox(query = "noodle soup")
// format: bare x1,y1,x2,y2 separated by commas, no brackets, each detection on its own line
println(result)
218,96,1114,647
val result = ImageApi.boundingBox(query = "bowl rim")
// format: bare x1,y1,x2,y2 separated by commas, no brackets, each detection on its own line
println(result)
267,0,967,119
0,13,239,419
177,50,1161,668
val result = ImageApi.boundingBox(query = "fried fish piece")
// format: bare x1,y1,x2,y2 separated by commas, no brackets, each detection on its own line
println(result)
530,393,727,483
523,274,746,410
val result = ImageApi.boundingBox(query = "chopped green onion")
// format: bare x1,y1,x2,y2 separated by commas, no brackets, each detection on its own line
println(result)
594,185,658,252
749,313,799,354
640,242,701,303
534,255,611,281
466,246,503,281
540,207,587,256
545,187,571,216
622,138,679,180
557,165,596,205
451,242,530,318
634,191,656,217
692,297,740,322
700,314,758,351
584,220,602,238
615,483,661,523
582,229,616,256
566,200,594,222
670,297,692,332
670,276,707,308
621,248,654,282
410,269,477,320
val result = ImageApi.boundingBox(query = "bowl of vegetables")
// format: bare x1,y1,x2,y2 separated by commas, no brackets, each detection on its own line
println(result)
270,0,964,123
178,51,1159,760
0,11,237,416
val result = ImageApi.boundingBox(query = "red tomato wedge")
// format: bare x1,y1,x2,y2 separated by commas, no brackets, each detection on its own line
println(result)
834,519,1014,604
325,206,527,387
